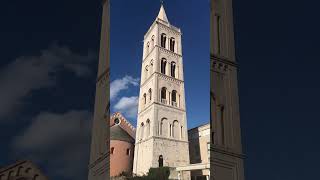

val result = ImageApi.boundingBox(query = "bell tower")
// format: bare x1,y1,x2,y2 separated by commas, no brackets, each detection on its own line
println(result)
133,4,190,178
211,0,246,180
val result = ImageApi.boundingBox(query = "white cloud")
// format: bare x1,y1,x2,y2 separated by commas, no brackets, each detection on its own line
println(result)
13,110,92,180
110,75,139,100
114,96,139,119
0,44,95,120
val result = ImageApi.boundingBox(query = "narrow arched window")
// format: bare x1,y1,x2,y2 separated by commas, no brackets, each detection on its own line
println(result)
17,166,23,176
145,65,149,79
172,90,177,107
171,62,176,78
126,148,130,156
151,35,155,47
140,122,144,140
143,93,147,104
173,120,179,138
159,155,163,167
111,147,114,154
146,119,150,137
170,37,175,52
161,33,166,48
148,88,152,101
161,58,167,74
146,42,150,54
161,87,167,104
160,118,166,136
150,60,154,74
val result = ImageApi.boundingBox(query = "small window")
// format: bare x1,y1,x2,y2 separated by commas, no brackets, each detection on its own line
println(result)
161,34,167,48
149,88,152,101
114,118,120,125
170,38,175,52
126,148,130,156
143,93,147,104
161,87,167,100
171,62,176,78
111,147,114,154
161,59,167,74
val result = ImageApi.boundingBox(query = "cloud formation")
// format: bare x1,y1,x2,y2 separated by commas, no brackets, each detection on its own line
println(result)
0,44,95,120
110,75,139,101
114,96,139,119
13,110,92,180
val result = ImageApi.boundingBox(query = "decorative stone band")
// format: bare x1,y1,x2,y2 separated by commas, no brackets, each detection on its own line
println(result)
211,54,238,68
158,21,181,35
211,145,246,159
135,135,189,145
138,101,186,116
140,71,183,88
158,45,182,58
157,72,183,85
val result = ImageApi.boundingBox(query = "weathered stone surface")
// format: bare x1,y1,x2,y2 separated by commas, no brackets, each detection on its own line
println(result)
133,5,189,179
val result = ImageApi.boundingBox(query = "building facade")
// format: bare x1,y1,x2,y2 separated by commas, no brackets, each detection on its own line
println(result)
211,0,246,180
188,124,210,180
133,4,190,179
110,112,136,177
0,160,48,180
88,0,110,180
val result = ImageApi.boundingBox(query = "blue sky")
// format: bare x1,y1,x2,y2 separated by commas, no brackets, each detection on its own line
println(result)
110,0,210,129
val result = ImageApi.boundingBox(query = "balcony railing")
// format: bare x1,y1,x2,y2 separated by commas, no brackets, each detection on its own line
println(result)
172,101,177,107
161,99,167,104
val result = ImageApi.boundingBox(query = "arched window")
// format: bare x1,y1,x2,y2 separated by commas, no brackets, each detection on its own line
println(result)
8,171,14,179
17,166,23,176
151,35,155,47
160,118,167,136
146,42,150,54
161,33,166,48
126,148,130,156
148,88,152,101
158,155,163,167
150,60,154,74
143,93,147,104
111,147,114,154
145,65,149,80
140,122,144,140
146,119,150,137
161,58,167,74
181,126,183,138
172,90,177,107
33,175,39,180
170,37,175,52
171,62,176,78
173,120,180,139
161,87,167,104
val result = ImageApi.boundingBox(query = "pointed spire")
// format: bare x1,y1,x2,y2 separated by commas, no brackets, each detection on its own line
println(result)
157,4,169,23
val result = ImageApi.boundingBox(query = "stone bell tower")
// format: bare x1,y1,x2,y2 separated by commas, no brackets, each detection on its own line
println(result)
211,0,246,180
88,0,110,180
133,4,190,178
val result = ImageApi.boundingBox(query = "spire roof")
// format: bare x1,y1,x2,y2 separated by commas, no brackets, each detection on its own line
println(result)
157,4,169,23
